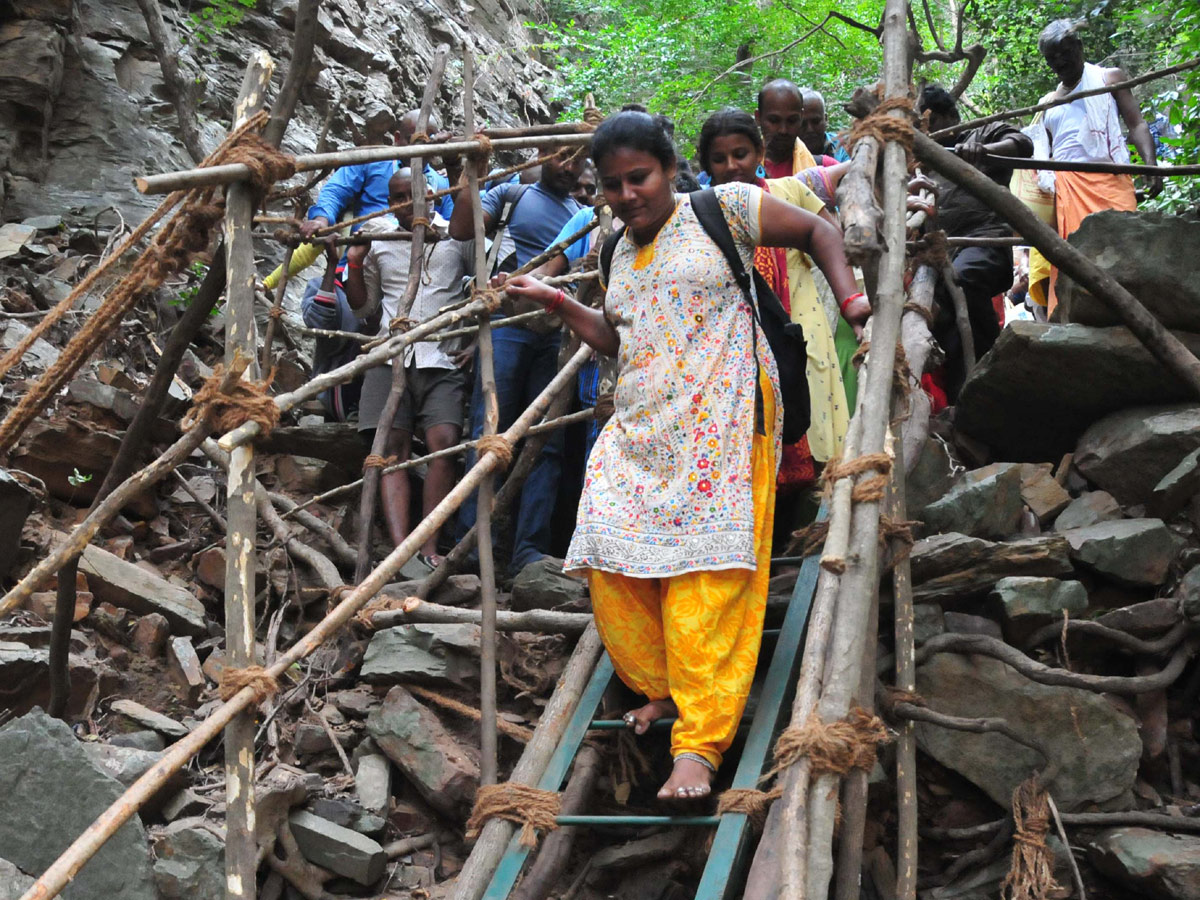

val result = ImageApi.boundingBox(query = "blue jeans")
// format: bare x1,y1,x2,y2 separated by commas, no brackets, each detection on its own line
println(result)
456,326,565,572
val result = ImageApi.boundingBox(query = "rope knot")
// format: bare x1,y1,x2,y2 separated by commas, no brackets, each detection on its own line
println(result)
912,230,952,270
218,665,279,703
1002,778,1060,900
845,96,917,155
473,286,504,313
389,315,417,333
466,783,561,847
716,787,781,832
476,434,514,470
181,359,281,435
771,708,892,778
363,454,397,472
471,133,494,158
409,216,432,231
410,131,431,144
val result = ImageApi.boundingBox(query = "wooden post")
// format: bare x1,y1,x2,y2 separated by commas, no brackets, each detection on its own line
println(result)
890,437,918,900
221,49,275,900
353,45,451,583
898,265,938,470
798,1,912,896
461,42,502,787
940,261,976,375
912,130,1200,398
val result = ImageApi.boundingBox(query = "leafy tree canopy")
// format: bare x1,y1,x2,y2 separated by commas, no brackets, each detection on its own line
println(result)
532,0,1196,209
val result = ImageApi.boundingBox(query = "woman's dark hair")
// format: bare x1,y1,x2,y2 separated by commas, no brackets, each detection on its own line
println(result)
674,168,702,193
696,108,763,173
592,111,678,169
917,85,958,120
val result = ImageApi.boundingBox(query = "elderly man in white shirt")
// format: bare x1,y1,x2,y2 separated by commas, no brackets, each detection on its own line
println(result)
344,169,475,568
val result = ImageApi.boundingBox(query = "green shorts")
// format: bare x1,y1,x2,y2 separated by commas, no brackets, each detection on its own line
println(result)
357,363,466,434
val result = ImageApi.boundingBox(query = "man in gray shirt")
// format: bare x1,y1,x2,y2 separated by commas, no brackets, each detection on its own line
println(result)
345,169,475,568
447,148,586,573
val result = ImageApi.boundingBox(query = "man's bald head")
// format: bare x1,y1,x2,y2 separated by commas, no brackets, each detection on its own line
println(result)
396,109,442,145
755,79,805,165
799,88,830,156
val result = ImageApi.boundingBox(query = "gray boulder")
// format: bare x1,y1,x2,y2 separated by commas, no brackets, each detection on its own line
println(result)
1075,404,1200,506
0,469,37,579
289,810,386,885
915,654,1140,811
910,533,1073,604
992,577,1088,622
1054,490,1122,531
361,623,480,687
0,642,117,718
510,557,589,612
0,709,157,900
956,322,1200,462
366,686,479,820
152,820,226,900
0,858,34,900
1057,211,1200,332
905,435,959,518
1062,519,1182,587
1148,447,1200,519
920,463,1024,539
1087,827,1200,900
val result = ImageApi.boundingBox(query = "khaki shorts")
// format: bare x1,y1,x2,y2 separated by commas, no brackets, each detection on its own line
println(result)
357,363,466,434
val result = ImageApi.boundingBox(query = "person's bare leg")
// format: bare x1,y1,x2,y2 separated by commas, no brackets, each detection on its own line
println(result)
420,422,461,562
379,428,413,547
658,756,715,800
622,697,678,735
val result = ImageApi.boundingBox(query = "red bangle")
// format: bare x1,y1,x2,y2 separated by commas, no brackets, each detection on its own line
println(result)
347,262,362,270
546,289,566,314
840,291,865,314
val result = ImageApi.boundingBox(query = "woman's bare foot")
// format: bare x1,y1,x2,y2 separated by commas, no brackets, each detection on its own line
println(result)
622,698,678,735
657,756,714,800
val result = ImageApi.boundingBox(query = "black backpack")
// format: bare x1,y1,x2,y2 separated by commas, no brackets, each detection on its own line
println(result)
600,189,811,444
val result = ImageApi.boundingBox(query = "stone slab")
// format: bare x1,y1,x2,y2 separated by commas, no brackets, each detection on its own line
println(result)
288,810,386,885
76,542,206,636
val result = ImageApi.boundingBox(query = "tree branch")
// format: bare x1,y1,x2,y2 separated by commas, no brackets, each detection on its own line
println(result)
135,0,204,163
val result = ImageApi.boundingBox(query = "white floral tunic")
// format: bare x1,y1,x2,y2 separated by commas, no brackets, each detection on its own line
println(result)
564,183,782,578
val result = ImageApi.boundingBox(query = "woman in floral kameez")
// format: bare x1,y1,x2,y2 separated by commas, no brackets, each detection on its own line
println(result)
499,112,861,799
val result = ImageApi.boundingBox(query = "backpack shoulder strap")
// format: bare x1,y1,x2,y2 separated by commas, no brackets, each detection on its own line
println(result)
599,226,627,290
688,189,755,305
499,183,532,228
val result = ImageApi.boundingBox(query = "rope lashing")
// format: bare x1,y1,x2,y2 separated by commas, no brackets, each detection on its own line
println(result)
788,519,830,557
879,514,919,560
472,286,504,314
880,687,926,717
221,134,297,197
911,229,952,270
471,133,494,158
823,453,893,486
353,593,410,629
846,96,917,155
716,787,781,832
770,708,892,779
362,454,398,472
181,362,281,435
466,783,561,848
218,665,279,703
407,685,535,743
410,216,432,230
389,315,418,333
267,305,285,319
851,340,871,368
851,475,889,503
1002,778,1060,900
411,131,431,143
901,301,935,328
476,434,515,470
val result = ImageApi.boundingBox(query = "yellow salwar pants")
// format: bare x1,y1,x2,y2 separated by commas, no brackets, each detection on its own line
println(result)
587,373,778,770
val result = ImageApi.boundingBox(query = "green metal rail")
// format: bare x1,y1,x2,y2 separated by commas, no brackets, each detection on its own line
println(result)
480,536,822,899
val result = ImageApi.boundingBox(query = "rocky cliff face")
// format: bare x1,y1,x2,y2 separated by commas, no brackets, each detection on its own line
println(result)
0,0,562,222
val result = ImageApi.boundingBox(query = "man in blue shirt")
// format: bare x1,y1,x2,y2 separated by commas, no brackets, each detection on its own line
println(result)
448,149,586,573
300,110,456,240
799,89,851,163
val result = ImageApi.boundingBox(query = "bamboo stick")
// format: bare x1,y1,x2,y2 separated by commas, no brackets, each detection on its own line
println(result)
281,408,595,519
261,236,297,372
371,597,593,633
802,2,911,895
354,45,449,583
931,57,1200,140
981,154,1200,176
136,134,593,194
940,261,977,374
17,345,593,900
912,130,1200,397
221,50,275,900
891,440,918,900
461,43,502,788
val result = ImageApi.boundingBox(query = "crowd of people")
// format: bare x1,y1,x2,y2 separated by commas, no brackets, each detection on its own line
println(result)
285,18,1162,799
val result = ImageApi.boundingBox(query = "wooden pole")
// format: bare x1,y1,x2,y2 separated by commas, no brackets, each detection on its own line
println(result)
17,345,592,900
981,154,1200,176
450,626,605,900
221,50,275,900
931,57,1200,140
262,0,319,148
890,439,918,900
461,42,502,788
940,261,977,374
838,135,884,265
134,0,204,163
802,1,911,894
897,265,938,471
912,130,1200,398
371,598,593,633
353,45,450,583
135,134,593,194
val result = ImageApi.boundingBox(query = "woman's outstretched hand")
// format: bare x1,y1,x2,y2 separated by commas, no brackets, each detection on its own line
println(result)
495,273,561,308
